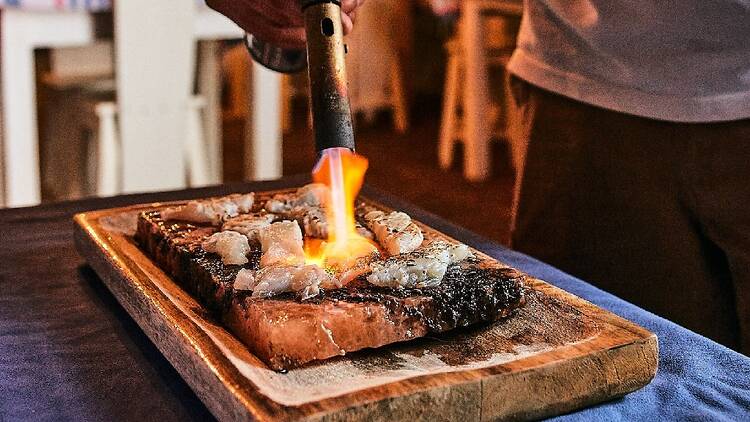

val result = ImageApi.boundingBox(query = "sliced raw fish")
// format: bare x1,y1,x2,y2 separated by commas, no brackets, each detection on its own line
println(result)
357,205,424,255
201,230,251,265
162,193,255,225
355,221,374,240
222,212,276,243
266,184,331,238
234,268,256,291
258,221,305,267
233,264,334,300
367,241,474,288
288,205,328,238
265,183,329,213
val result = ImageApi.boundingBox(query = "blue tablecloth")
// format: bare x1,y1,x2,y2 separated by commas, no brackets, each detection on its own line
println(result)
1,178,749,421
374,186,750,421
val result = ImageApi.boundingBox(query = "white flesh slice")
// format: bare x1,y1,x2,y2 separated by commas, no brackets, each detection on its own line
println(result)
289,205,328,238
258,220,305,267
366,241,474,289
290,265,334,300
234,268,256,291
233,264,334,300
359,206,424,255
265,183,329,213
201,230,251,265
222,213,276,244
161,193,255,225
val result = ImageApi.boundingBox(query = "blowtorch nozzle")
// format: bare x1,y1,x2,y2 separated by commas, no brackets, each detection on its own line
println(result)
302,0,356,154
245,0,356,154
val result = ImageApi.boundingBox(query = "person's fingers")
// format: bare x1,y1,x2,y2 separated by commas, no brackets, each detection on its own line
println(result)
340,11,354,35
340,0,363,35
341,0,364,14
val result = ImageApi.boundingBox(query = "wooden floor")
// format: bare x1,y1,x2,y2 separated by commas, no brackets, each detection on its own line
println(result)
223,103,516,245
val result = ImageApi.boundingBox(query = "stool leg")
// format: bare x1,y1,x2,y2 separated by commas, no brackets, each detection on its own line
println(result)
390,55,409,134
439,51,461,169
186,95,210,187
94,102,120,197
197,40,223,184
281,74,293,134
461,1,492,181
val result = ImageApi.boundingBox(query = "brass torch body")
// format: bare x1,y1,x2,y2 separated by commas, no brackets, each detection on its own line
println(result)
302,1,356,153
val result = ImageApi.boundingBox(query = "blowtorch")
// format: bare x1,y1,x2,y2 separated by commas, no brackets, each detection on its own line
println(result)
245,0,356,154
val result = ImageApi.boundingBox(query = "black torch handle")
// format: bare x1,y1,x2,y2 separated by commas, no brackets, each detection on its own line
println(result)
301,0,356,153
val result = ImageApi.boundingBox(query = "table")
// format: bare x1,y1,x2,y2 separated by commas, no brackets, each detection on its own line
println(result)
1,177,749,421
0,3,282,208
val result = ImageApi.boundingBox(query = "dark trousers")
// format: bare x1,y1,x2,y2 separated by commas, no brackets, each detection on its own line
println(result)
508,76,750,354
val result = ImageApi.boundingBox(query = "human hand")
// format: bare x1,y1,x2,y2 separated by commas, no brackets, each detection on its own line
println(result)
206,0,365,49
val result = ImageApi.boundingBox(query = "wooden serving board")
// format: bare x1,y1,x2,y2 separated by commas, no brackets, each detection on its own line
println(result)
73,193,658,421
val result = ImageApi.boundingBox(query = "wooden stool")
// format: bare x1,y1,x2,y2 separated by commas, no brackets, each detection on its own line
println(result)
344,0,410,133
438,1,521,177
438,38,511,169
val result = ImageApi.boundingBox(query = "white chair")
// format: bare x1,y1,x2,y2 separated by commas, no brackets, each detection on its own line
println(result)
39,36,212,198
0,2,275,207
91,95,210,197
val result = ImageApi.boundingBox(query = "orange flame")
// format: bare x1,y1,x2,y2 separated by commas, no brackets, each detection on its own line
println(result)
307,148,378,271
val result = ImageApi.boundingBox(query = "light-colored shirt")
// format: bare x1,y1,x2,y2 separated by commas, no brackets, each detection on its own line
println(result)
507,1,750,122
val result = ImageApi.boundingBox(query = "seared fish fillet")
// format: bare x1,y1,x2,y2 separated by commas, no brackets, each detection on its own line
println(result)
265,184,331,238
161,193,254,225
222,212,276,244
265,183,329,213
234,264,335,300
258,220,305,267
357,204,424,255
267,185,374,241
201,231,251,266
367,241,473,288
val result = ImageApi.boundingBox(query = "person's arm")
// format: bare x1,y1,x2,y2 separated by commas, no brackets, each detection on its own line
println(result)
206,0,364,49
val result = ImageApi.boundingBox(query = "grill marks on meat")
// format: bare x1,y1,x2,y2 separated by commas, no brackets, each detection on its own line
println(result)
136,208,527,370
